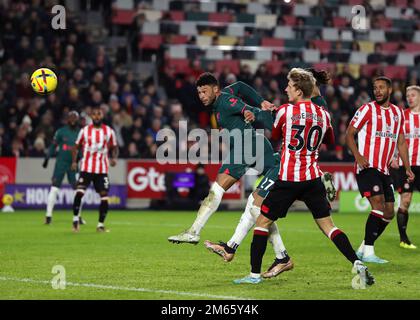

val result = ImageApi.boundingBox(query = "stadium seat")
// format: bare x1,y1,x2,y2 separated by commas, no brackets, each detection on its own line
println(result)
215,60,240,74
383,65,408,80
385,7,401,19
169,35,189,44
244,36,261,46
227,24,245,37
273,26,295,40
168,11,185,22
167,58,191,74
305,16,324,27
218,36,237,46
381,42,400,53
312,40,332,54
265,60,284,75
404,43,420,52
209,13,232,23
368,30,386,42
247,2,266,14
200,1,216,13
360,64,381,77
142,22,160,35
261,38,284,48
340,30,354,41
112,9,134,25
196,36,212,46
396,53,415,66
392,19,415,30
337,63,361,79
255,49,273,61
201,30,218,37
205,48,224,60
186,12,209,22
394,0,408,6
369,0,386,10
236,13,255,23
138,10,162,22
294,4,311,16
322,28,339,41
333,17,348,28
241,59,261,74
349,52,368,64
115,0,133,10
169,45,187,59
152,0,169,11
414,31,420,43
255,14,277,29
284,39,307,49
338,5,353,19
358,41,375,53
139,35,162,50
179,22,197,36
303,49,321,63
283,16,297,26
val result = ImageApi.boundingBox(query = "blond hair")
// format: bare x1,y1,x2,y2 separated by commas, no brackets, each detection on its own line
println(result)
406,85,420,94
287,68,316,98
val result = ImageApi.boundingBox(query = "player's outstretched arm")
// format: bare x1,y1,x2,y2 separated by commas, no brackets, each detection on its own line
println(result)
397,133,415,182
71,144,80,171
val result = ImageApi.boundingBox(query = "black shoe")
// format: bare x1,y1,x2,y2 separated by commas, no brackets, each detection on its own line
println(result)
44,216,52,225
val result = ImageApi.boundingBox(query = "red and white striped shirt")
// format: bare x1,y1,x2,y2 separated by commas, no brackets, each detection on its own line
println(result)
350,101,404,175
273,101,332,182
399,108,420,167
75,124,117,174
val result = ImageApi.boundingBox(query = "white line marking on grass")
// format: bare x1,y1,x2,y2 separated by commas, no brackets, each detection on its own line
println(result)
0,276,254,300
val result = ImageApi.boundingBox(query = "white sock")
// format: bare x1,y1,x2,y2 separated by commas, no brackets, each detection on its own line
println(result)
46,186,59,217
190,182,225,235
268,223,287,259
357,240,365,253
250,272,261,279
227,194,255,249
97,222,104,228
364,245,375,257
73,216,79,222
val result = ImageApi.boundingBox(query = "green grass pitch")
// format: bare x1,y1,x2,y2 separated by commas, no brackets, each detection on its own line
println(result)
0,210,419,300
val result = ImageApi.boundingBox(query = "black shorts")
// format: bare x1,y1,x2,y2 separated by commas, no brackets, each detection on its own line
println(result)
260,177,331,221
356,168,395,202
392,166,420,194
76,172,110,193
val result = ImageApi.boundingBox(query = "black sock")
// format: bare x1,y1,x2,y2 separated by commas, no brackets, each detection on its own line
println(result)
329,229,359,264
397,208,410,243
364,212,384,246
224,243,237,254
250,228,269,274
275,253,290,265
99,198,109,223
73,192,84,217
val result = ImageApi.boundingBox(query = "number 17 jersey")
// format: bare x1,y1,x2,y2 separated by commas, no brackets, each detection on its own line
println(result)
273,101,333,182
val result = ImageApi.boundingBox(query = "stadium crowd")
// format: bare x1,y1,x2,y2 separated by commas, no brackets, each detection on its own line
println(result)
0,0,419,162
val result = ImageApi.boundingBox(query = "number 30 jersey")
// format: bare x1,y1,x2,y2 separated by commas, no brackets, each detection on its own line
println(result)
272,101,333,182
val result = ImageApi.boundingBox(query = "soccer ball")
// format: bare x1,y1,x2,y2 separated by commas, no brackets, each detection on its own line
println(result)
30,68,58,95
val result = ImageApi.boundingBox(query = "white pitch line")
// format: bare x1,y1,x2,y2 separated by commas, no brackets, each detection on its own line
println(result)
0,276,254,300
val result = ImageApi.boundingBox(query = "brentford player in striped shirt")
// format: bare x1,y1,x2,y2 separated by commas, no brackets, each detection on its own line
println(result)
393,85,420,249
71,107,119,233
346,77,415,263
234,68,374,286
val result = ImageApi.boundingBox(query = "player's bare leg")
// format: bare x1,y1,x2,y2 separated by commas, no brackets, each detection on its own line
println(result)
168,173,237,244
357,195,391,263
397,192,416,249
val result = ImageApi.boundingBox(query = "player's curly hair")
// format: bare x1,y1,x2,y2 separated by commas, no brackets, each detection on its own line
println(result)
287,68,316,98
305,68,331,86
196,72,219,87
